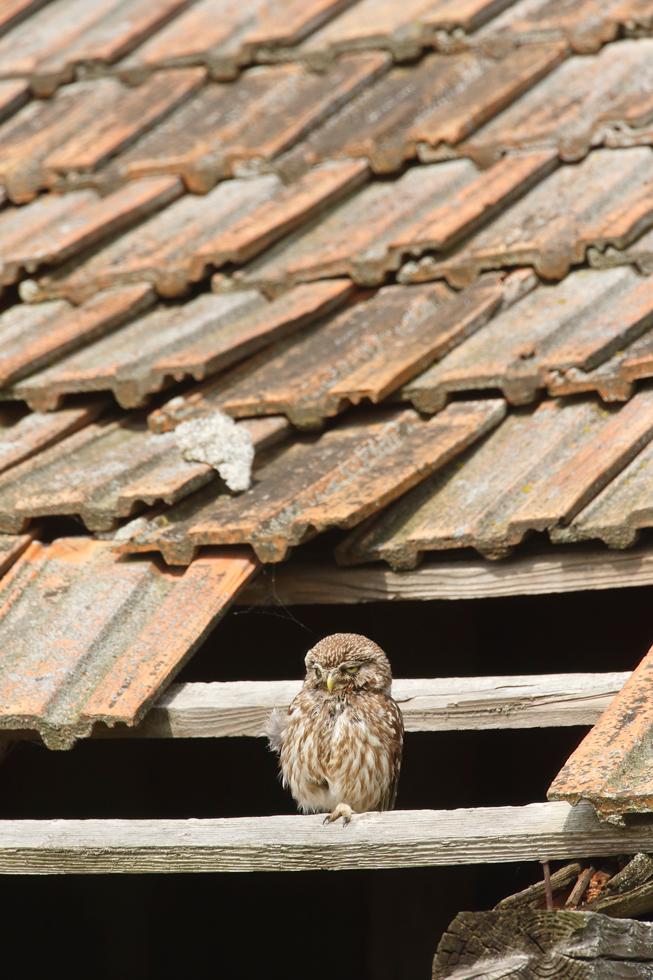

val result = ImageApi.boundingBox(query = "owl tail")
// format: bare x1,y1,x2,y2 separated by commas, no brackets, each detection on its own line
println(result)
263,708,286,756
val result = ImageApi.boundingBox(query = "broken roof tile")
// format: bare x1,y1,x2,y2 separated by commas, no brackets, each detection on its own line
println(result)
403,268,653,411
118,400,505,564
462,41,653,166
160,276,512,429
106,54,387,193
279,45,564,176
0,400,103,477
11,280,352,411
589,224,653,278
0,414,287,534
400,147,653,287
549,640,653,821
29,161,367,303
0,69,205,204
0,0,195,95
286,0,515,66
119,0,354,81
338,391,653,567
3,176,181,296
475,0,649,54
0,537,258,748
0,283,154,389
234,151,555,290
550,432,653,549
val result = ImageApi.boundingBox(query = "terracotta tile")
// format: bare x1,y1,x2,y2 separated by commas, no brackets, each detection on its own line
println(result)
0,78,28,125
235,151,555,290
551,433,653,549
30,161,366,302
170,276,508,428
0,537,258,747
0,414,287,533
403,268,653,410
0,400,103,477
0,0,49,37
278,45,564,176
107,54,387,193
5,176,181,296
0,0,195,94
475,0,648,54
118,400,506,564
12,280,352,411
0,284,154,389
463,41,653,166
119,0,354,81
549,641,653,820
339,392,653,567
0,69,204,203
290,0,516,66
400,148,653,287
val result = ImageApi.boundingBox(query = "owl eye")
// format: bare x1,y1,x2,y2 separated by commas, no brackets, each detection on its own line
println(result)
313,665,323,677
343,665,359,674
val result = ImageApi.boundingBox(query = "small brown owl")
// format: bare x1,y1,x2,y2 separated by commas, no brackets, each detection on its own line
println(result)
267,633,403,825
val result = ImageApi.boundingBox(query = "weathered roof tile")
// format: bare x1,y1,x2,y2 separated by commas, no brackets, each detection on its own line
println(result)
278,45,564,175
339,391,653,567
0,532,31,578
0,414,288,533
158,275,512,429
549,640,653,821
11,280,352,410
462,41,653,166
286,0,515,66
119,400,506,564
0,400,103,477
475,0,650,54
29,161,367,302
4,176,181,296
0,0,195,94
234,151,555,290
0,537,258,748
400,148,653,286
106,54,387,193
0,283,154,389
0,69,204,203
403,268,653,411
119,0,354,81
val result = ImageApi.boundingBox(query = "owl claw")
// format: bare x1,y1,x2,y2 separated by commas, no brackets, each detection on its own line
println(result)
323,803,353,826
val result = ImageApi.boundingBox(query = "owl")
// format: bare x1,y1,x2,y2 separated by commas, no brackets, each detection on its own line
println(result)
267,633,403,825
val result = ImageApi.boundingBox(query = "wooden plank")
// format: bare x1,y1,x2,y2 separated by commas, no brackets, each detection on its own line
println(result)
241,546,653,604
95,672,629,739
3,802,653,874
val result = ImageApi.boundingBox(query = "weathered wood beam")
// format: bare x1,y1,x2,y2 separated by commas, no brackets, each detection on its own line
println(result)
3,802,653,875
241,546,653,604
95,673,628,739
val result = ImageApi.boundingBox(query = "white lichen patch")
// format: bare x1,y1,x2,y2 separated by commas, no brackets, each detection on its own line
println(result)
175,411,254,492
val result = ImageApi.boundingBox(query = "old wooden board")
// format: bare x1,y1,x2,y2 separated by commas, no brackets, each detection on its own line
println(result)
2,802,653,874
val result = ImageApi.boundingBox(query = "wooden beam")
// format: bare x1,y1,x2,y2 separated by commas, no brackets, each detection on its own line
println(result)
95,673,628,739
241,546,653,604
3,802,653,874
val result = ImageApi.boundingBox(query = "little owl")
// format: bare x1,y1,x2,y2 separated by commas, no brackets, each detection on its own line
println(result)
267,633,403,825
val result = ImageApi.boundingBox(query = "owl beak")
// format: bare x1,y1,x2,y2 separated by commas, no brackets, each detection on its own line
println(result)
326,671,337,693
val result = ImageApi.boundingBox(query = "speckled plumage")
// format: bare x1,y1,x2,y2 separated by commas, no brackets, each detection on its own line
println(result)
268,633,403,824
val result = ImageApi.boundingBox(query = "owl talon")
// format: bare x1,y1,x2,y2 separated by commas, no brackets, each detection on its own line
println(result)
323,803,353,826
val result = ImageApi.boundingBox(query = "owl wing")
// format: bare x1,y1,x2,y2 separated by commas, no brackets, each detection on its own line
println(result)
380,695,404,811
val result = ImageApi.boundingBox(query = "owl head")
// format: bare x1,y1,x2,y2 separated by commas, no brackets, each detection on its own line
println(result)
304,633,393,696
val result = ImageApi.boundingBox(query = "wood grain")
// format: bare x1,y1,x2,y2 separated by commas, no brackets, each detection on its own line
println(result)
2,802,653,874
95,672,628,739
241,546,653,604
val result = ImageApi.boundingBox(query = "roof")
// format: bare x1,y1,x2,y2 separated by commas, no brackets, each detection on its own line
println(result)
0,0,653,754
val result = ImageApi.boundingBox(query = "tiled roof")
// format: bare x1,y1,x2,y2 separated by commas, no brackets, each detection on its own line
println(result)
0,537,257,748
1,0,653,751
